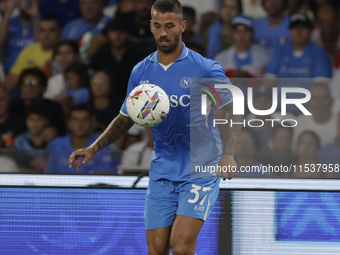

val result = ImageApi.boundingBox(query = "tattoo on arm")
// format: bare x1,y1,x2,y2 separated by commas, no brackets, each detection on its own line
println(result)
222,103,243,156
94,114,134,151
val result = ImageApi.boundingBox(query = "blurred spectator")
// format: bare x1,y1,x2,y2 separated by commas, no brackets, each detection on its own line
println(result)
245,89,287,151
180,0,218,35
234,127,264,177
58,62,90,118
182,6,198,44
215,14,270,79
292,130,332,178
39,0,82,28
265,13,332,114
201,0,242,59
64,62,90,105
241,0,266,18
46,104,114,174
3,17,61,94
0,86,26,147
294,83,337,146
295,131,320,165
0,0,36,74
89,0,156,58
253,0,290,54
311,2,340,62
308,0,339,17
259,125,297,166
61,0,112,63
319,112,340,165
119,127,153,173
116,124,145,151
14,102,53,148
103,0,120,18
13,103,53,173
43,40,81,101
265,14,331,79
11,68,67,138
114,0,134,14
91,17,144,102
235,128,260,167
89,70,120,133
286,0,305,15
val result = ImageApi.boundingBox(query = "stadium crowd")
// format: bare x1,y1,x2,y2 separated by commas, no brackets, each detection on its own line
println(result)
0,0,339,178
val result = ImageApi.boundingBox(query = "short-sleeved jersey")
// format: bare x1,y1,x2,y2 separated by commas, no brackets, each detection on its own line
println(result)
253,15,290,54
265,41,332,78
120,43,232,181
10,43,52,76
214,44,270,77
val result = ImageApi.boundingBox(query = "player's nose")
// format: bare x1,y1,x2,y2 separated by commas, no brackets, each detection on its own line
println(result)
160,29,167,37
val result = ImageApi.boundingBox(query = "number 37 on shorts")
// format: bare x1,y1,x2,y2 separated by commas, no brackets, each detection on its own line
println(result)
181,179,220,221
188,184,212,211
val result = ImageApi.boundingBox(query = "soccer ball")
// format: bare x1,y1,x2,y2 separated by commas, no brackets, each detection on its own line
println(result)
126,84,170,127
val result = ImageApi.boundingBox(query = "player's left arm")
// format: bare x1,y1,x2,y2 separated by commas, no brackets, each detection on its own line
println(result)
214,102,243,180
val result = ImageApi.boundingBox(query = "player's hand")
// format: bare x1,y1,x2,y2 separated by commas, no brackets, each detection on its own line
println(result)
69,146,97,170
217,154,237,181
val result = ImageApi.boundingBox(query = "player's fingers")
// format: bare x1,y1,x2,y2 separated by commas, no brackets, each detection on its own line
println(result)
73,158,80,170
69,152,76,168
69,150,82,169
82,153,92,164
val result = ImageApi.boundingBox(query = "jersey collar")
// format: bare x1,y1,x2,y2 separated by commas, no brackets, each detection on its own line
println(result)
150,42,189,63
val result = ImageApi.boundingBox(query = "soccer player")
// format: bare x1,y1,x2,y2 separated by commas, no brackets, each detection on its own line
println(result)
69,1,242,254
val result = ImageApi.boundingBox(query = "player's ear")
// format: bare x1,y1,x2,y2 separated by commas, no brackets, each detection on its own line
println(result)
180,19,187,33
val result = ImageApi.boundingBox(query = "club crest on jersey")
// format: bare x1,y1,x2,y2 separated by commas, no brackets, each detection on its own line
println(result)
180,77,192,88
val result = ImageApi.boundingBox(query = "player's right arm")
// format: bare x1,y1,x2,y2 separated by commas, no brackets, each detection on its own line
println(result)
68,114,133,170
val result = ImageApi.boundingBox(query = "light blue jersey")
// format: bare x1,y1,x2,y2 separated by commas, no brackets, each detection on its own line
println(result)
253,15,290,54
120,43,232,182
266,41,332,78
266,41,331,114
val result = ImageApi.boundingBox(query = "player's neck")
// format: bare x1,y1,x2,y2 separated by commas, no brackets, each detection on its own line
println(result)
158,42,183,66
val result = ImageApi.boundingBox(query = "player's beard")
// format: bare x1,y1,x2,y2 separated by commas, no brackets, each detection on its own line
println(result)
156,32,180,54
